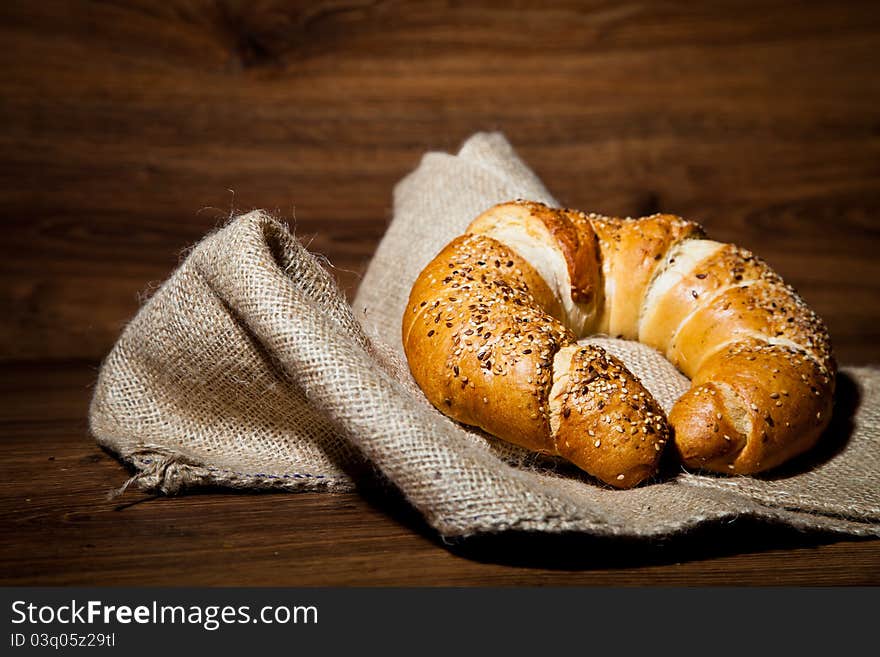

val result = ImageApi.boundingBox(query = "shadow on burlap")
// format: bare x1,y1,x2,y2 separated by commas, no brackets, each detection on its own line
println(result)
90,133,880,539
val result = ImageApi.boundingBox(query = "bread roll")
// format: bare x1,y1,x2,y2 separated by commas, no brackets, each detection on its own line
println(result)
402,200,835,486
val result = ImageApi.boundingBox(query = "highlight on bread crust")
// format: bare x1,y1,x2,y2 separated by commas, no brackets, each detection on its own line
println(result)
548,344,670,488
402,200,835,487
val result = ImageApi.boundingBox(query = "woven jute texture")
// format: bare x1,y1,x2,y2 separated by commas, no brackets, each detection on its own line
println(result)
90,132,880,538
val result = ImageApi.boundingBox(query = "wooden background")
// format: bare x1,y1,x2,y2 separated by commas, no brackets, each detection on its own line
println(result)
1,0,879,585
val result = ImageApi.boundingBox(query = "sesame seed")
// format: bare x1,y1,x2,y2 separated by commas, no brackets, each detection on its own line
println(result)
617,474,625,481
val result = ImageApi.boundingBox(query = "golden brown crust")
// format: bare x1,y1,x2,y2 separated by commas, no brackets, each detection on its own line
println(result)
594,214,705,339
467,200,602,305
402,233,573,452
670,276,834,377
508,200,601,304
551,345,669,488
639,241,752,354
647,242,836,473
537,205,601,304
670,339,834,474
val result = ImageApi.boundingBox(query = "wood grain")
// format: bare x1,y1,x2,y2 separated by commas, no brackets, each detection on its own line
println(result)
1,0,879,363
1,0,878,584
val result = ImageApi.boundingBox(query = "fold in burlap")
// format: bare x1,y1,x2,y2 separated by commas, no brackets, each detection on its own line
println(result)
90,132,880,538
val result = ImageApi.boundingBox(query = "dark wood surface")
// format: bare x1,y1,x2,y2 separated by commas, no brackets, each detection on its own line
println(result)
1,0,879,585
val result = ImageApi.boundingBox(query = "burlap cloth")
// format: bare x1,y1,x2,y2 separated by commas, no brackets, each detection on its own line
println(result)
90,132,880,539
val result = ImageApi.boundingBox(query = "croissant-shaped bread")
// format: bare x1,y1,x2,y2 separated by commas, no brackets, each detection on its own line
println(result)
402,200,835,488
